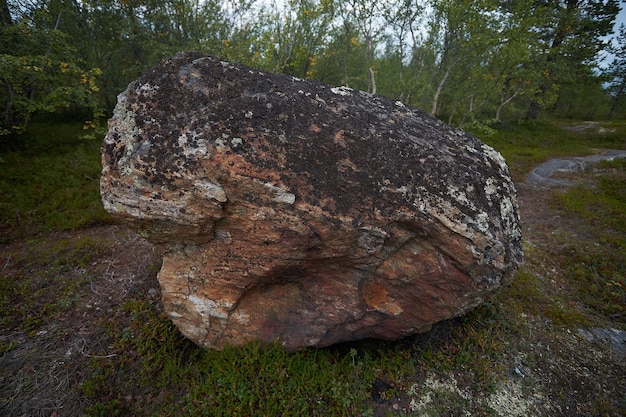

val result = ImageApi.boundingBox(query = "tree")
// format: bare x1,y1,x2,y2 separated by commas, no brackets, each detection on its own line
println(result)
259,0,335,77
310,9,369,90
0,0,11,27
418,0,503,119
342,0,385,93
377,0,428,102
62,0,230,111
524,0,620,119
606,23,626,119
0,9,101,138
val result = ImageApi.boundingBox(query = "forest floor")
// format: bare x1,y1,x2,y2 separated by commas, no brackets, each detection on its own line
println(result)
1,146,625,416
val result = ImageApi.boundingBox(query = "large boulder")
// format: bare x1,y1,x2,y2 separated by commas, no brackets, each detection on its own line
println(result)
100,52,523,351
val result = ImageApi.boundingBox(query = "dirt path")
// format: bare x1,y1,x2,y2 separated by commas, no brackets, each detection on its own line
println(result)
518,150,626,357
525,149,626,187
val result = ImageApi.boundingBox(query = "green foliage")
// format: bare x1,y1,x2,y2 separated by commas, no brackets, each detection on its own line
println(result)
414,303,511,388
0,23,102,138
2,0,622,128
505,267,588,327
0,122,111,241
78,297,520,416
551,67,612,120
605,23,626,119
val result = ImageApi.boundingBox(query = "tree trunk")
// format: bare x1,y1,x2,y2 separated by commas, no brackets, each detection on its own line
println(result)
496,85,523,121
0,0,11,27
369,67,376,95
430,59,456,116
607,79,625,120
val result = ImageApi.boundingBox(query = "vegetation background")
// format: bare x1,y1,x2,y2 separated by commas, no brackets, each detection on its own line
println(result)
1,0,626,140
0,0,625,416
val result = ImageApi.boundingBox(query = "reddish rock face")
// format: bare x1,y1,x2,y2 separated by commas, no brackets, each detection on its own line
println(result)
100,52,523,351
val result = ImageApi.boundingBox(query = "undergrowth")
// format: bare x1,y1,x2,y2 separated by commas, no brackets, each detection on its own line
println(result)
0,235,112,354
0,122,111,242
480,118,626,182
79,298,514,416
82,299,379,416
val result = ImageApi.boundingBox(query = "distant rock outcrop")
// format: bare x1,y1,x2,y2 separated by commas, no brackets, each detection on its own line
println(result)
100,52,523,351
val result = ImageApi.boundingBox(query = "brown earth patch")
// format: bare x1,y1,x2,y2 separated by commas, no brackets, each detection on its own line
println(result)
0,226,162,416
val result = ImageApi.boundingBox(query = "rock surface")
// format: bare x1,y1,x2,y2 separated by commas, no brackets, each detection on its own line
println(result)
100,52,523,350
525,150,626,187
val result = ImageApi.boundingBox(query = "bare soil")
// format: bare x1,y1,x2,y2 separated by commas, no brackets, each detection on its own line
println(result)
0,226,163,417
1,168,625,416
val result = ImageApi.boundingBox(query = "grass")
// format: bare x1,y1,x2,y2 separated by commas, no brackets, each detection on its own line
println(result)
477,118,626,182
77,299,523,416
0,234,114,357
82,300,380,416
549,158,626,323
0,122,111,242
1,117,626,416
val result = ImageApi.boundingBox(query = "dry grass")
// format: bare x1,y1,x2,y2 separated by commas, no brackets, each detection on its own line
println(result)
0,226,161,416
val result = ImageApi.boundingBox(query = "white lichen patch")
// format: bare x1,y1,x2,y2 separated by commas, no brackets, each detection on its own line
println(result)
104,96,143,175
476,211,490,233
220,60,237,70
481,143,509,173
447,185,474,209
178,132,210,159
214,137,226,151
484,177,498,197
500,195,522,240
486,379,546,417
193,180,227,202
407,374,547,417
264,182,296,204
413,192,474,241
408,374,471,414
137,82,159,95
102,191,189,221
187,294,229,319
331,86,353,96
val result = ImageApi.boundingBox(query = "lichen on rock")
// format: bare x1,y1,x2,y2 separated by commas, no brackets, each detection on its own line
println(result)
100,52,523,351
